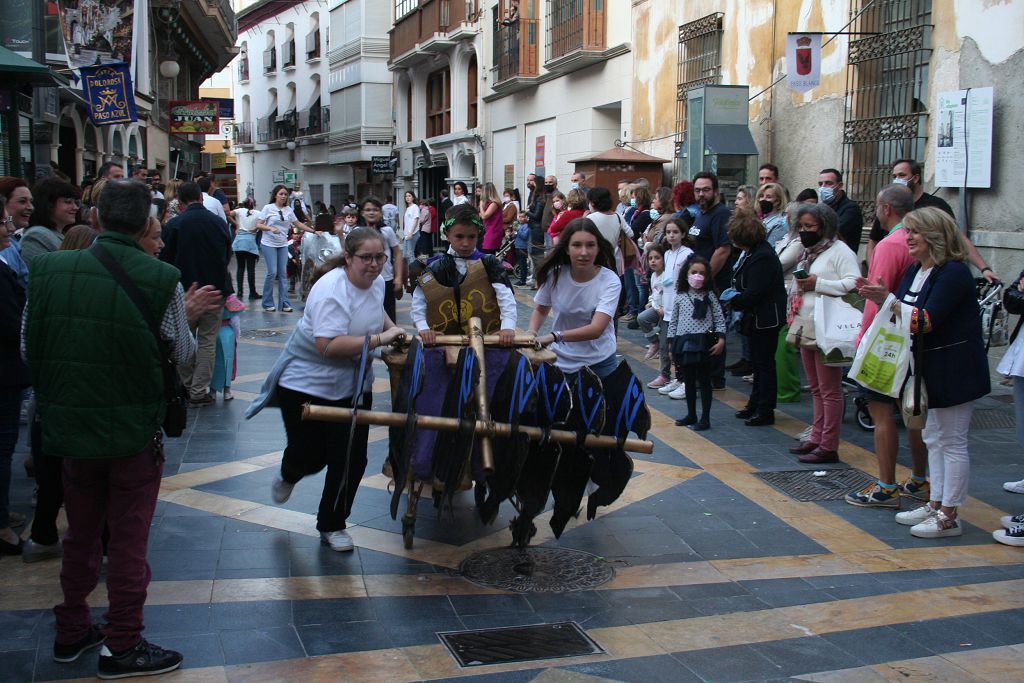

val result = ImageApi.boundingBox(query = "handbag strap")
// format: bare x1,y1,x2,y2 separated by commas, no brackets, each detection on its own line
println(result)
89,242,177,400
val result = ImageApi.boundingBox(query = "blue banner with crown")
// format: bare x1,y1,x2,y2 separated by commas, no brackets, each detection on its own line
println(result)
80,63,137,126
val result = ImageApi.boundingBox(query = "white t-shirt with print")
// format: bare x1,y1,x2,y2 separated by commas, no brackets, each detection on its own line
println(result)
534,266,621,372
278,267,385,400
661,245,694,323
258,203,296,248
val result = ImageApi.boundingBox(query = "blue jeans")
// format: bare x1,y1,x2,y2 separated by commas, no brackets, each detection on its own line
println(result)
0,387,22,529
261,244,292,310
623,270,639,315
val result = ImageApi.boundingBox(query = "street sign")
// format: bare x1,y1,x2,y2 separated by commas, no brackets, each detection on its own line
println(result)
372,155,393,174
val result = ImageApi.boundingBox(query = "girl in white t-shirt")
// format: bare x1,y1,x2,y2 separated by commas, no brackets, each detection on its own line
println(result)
649,220,695,391
231,199,261,300
402,191,420,263
256,184,314,312
529,217,622,378
266,227,406,552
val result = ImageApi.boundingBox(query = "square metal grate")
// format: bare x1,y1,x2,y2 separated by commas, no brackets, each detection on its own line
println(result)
438,622,604,668
970,409,1016,430
755,468,876,502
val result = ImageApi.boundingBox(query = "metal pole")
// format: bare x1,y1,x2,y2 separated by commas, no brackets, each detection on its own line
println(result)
30,0,50,180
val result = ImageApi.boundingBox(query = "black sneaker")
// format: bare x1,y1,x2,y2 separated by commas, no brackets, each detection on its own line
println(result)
53,624,106,663
97,639,182,679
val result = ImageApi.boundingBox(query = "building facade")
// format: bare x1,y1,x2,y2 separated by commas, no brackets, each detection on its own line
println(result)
233,0,394,210
1,0,236,184
629,0,1024,273
233,0,330,207
388,0,632,207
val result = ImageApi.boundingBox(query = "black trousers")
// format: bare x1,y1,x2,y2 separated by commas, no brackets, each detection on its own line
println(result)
30,416,63,546
235,252,258,297
383,279,397,323
746,327,780,415
674,357,713,423
277,386,371,533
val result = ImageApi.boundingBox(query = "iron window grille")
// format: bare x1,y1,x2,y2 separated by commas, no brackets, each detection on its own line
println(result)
674,13,723,175
842,0,933,217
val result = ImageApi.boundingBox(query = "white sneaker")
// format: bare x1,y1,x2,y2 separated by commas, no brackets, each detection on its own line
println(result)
895,504,936,527
668,384,687,400
795,426,812,441
993,525,1024,547
222,388,234,401
320,530,354,552
1004,479,1024,494
271,476,295,504
910,510,962,538
658,379,681,395
1000,514,1024,529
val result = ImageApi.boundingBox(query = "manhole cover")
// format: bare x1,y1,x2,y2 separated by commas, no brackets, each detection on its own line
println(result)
458,547,614,593
241,329,283,340
971,409,1015,430
439,622,603,667
756,468,876,502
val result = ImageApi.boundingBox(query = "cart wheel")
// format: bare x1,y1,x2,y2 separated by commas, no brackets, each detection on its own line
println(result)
402,518,415,549
856,401,874,431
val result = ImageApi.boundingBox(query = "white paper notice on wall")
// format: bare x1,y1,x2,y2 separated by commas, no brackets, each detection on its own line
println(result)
786,33,821,93
935,87,994,189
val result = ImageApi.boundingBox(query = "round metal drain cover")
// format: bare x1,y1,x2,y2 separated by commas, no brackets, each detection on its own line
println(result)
458,547,614,593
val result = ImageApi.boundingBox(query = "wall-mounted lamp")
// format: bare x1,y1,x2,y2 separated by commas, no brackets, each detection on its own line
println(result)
159,60,180,79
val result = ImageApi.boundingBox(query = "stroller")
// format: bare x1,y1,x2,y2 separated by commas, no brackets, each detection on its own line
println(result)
494,231,525,283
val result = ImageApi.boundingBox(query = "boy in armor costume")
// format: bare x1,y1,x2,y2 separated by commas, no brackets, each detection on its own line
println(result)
408,204,519,488
411,204,517,343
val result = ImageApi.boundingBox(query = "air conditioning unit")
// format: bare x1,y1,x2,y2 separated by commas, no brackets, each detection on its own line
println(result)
399,148,414,177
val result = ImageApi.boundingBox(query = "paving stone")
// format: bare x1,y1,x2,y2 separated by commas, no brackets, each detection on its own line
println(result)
297,620,392,656
673,642,780,682
219,626,306,665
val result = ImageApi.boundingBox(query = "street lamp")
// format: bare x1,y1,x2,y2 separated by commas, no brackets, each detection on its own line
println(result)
159,60,180,79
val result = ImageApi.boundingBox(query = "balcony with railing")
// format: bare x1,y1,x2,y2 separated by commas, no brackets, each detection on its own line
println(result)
390,0,480,67
263,47,276,74
233,121,252,145
491,10,539,93
274,111,298,140
282,39,296,69
256,114,275,143
306,30,321,60
544,0,606,72
297,106,330,137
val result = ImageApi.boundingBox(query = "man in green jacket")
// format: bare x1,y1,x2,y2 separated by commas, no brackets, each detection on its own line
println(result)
25,179,219,680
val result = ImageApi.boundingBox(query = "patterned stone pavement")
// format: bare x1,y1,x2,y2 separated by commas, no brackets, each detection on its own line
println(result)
3,285,1023,682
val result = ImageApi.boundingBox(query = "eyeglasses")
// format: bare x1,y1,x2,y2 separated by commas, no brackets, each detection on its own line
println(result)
796,222,820,230
694,187,716,194
352,252,387,264
278,210,285,221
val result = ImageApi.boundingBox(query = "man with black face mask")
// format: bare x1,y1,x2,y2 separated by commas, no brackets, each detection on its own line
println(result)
817,168,863,254
525,172,547,287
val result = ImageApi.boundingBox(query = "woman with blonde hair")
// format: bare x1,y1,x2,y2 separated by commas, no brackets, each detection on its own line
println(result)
164,178,183,221
478,182,504,253
757,182,791,246
856,207,989,538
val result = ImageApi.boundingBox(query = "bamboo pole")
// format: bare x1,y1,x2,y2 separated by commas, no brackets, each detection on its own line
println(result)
468,317,495,474
426,333,540,348
303,406,654,455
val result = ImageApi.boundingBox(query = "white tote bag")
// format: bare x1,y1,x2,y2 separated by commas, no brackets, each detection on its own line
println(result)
814,294,863,365
849,294,912,398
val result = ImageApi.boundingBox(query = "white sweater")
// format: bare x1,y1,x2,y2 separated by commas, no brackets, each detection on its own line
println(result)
791,240,860,320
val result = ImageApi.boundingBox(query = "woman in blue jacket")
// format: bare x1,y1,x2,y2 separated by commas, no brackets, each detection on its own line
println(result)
859,207,990,539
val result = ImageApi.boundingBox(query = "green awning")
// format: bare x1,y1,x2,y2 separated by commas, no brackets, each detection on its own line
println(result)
0,45,69,86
